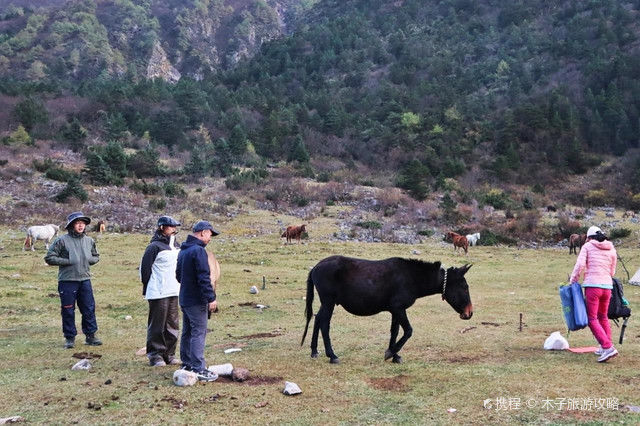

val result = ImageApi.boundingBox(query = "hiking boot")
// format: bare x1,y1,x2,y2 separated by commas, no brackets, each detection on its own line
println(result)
64,337,75,349
195,369,218,382
597,347,618,363
594,346,604,356
149,358,167,367
85,335,102,346
166,357,181,366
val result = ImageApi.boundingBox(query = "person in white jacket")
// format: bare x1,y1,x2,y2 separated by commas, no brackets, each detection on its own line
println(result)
140,216,182,367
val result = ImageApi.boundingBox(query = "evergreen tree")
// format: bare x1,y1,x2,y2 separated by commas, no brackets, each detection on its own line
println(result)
229,124,248,158
13,97,48,132
288,135,310,163
55,175,88,203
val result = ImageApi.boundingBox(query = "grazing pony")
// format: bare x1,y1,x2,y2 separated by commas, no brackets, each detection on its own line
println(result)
97,220,106,233
447,231,469,254
466,232,481,246
281,224,306,244
569,233,587,255
301,256,473,364
23,224,60,251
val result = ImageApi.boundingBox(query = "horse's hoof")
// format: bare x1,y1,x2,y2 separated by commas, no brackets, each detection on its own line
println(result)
329,357,340,364
311,352,318,359
392,355,402,364
384,350,394,361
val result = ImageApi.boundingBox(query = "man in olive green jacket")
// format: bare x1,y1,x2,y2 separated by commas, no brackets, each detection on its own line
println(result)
45,212,102,349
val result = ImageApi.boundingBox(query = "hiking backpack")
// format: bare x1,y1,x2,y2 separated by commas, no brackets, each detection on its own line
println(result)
609,277,631,343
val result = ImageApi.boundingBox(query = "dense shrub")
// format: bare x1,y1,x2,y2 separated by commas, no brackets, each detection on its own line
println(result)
609,228,631,239
129,180,162,195
477,229,517,246
45,166,75,182
356,221,382,229
225,168,268,190
149,198,166,211
55,176,88,203
163,181,186,198
482,188,512,210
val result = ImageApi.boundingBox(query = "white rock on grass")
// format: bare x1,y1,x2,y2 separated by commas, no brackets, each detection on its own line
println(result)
283,381,302,396
71,359,92,370
173,369,197,387
543,331,569,350
0,416,24,424
224,348,242,354
208,363,234,376
249,286,258,294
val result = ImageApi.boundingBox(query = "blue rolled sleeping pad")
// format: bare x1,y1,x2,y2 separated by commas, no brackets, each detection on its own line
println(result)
559,282,588,331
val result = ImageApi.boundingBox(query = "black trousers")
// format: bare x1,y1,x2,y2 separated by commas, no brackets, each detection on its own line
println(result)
147,296,179,362
59,280,98,339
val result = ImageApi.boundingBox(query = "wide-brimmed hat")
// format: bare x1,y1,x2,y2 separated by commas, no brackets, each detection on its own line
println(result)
192,220,220,236
65,211,91,229
157,215,181,227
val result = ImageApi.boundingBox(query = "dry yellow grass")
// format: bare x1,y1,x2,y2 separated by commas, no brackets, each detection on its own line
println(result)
0,213,639,424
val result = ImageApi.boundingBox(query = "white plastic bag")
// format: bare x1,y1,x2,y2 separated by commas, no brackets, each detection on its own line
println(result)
543,331,569,350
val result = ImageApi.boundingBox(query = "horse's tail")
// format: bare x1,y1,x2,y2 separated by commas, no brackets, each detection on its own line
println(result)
300,269,315,346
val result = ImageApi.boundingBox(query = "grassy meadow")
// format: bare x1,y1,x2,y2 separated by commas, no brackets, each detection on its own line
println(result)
1,207,640,425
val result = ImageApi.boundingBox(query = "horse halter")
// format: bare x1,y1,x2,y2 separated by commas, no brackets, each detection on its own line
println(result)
441,269,448,301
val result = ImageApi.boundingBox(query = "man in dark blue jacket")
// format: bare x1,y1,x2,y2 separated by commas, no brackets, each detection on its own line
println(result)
176,220,219,382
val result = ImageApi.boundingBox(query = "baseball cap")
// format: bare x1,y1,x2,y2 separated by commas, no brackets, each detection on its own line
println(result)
192,220,220,236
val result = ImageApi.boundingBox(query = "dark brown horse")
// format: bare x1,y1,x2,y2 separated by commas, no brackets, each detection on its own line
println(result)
301,256,473,364
569,233,586,254
447,231,469,254
282,224,306,243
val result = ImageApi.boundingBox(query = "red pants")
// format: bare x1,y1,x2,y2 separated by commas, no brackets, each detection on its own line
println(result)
585,287,612,349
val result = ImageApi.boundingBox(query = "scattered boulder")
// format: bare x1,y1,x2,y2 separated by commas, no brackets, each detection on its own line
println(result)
0,416,24,424
232,367,250,382
173,369,197,387
283,381,302,396
71,359,92,370
543,331,569,350
208,363,233,376
249,286,258,294
135,347,147,356
224,348,242,354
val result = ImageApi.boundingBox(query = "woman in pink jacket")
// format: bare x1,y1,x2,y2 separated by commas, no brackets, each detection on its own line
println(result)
569,226,618,362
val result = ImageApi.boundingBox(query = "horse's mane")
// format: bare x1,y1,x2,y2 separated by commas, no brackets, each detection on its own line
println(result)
392,257,442,272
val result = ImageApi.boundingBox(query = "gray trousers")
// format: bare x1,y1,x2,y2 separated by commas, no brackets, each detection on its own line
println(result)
180,304,209,371
147,296,179,362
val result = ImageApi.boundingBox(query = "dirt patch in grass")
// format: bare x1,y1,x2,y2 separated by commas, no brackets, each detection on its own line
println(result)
368,374,411,392
445,354,483,363
161,396,188,409
216,375,283,386
72,352,102,359
238,332,283,339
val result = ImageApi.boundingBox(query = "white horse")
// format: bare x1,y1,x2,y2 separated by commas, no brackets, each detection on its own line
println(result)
466,232,481,246
23,224,59,251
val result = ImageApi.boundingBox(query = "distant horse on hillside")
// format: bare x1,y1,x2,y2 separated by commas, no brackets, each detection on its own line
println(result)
466,232,481,246
282,224,306,244
447,231,469,254
97,220,106,233
569,233,587,255
23,224,59,251
301,256,473,364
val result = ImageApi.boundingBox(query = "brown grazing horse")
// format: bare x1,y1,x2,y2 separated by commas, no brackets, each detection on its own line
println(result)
569,233,587,254
281,224,306,243
447,231,469,254
97,220,106,233
301,256,473,364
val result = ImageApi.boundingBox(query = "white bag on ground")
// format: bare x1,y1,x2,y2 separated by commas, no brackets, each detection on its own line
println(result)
173,369,197,386
543,331,569,350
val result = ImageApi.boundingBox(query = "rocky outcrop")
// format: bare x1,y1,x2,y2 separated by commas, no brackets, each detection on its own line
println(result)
146,42,181,83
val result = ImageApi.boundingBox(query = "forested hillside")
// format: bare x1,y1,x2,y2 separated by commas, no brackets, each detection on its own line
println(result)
1,0,640,207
